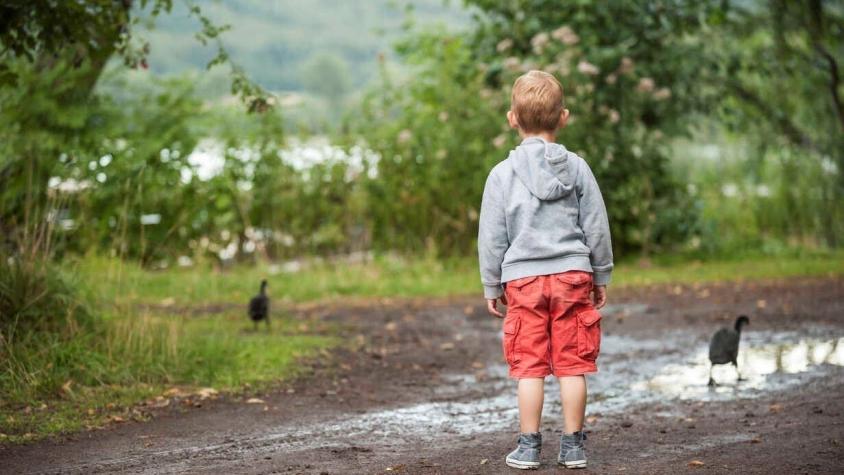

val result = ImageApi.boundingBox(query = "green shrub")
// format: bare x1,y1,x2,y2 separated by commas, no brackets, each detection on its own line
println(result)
0,256,91,338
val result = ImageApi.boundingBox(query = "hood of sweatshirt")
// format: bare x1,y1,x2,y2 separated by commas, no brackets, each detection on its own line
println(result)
511,137,574,201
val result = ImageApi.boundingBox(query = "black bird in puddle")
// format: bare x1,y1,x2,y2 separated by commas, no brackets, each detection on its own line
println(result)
249,279,270,330
708,315,750,385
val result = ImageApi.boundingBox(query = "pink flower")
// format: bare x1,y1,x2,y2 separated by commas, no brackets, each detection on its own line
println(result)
577,60,600,76
653,87,672,100
496,39,513,53
618,57,635,75
636,77,655,93
397,129,413,145
551,26,579,45
531,32,550,55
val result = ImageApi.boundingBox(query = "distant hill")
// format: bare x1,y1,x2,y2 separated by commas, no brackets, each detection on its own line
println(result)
140,0,468,94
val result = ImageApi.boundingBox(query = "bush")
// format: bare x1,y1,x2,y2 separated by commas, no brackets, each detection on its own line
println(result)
0,256,91,338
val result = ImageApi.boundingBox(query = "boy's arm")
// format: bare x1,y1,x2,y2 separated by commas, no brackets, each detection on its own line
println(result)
478,172,509,299
576,159,614,286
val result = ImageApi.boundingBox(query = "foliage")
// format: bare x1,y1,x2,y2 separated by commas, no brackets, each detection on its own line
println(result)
351,2,713,255
695,0,844,246
0,0,272,110
349,0,842,255
0,257,91,338
348,30,505,254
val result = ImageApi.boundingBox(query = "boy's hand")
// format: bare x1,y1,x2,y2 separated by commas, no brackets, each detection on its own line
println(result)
592,285,607,309
486,293,508,318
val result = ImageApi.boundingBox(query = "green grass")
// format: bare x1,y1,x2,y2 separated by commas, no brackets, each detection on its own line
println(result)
2,250,842,443
76,250,844,306
1,292,335,443
611,251,844,287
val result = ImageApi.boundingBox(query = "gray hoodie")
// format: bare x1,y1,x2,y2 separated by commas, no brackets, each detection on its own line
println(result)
478,137,613,299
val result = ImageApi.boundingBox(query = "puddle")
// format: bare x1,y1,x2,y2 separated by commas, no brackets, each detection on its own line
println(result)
630,334,844,399
254,329,844,450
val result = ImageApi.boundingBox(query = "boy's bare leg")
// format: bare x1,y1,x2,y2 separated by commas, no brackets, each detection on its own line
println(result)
518,378,545,433
558,375,586,433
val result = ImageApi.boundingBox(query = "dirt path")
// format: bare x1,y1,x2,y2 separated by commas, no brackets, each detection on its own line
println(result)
2,277,843,474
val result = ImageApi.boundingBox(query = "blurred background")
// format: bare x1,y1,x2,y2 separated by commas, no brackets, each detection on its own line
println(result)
1,0,841,442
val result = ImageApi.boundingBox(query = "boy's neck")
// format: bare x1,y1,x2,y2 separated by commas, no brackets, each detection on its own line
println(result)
520,130,557,143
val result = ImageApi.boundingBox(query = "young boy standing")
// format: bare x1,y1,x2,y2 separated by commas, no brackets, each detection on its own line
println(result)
478,70,613,470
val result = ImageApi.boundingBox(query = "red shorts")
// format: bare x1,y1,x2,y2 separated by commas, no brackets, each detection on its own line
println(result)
502,271,602,379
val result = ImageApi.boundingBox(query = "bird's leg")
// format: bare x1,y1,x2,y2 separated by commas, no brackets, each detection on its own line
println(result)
708,365,716,386
265,317,270,330
733,361,744,381
254,320,258,332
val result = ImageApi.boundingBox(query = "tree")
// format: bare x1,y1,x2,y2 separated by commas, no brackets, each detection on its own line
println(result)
699,0,843,245
0,0,273,260
300,52,353,110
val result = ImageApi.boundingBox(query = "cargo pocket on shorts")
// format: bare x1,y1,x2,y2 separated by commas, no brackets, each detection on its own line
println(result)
502,314,521,365
507,275,539,292
576,307,602,360
555,272,593,303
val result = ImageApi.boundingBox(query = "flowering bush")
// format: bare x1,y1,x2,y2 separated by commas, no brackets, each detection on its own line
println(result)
351,1,711,255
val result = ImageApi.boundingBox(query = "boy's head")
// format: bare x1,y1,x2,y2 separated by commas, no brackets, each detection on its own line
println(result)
507,70,570,136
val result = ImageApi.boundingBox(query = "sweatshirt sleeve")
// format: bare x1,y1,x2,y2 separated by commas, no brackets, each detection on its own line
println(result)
576,158,614,285
478,170,509,299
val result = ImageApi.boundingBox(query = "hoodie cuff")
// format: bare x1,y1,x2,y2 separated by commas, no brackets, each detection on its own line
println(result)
593,271,612,286
484,284,504,299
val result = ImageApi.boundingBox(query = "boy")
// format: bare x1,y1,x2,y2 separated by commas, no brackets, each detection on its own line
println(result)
478,70,613,470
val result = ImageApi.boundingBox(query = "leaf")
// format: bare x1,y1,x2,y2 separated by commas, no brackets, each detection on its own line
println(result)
688,460,705,467
246,398,265,404
195,387,218,399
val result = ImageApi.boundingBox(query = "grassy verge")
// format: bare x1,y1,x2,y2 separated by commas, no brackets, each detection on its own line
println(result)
1,299,334,443
2,250,842,443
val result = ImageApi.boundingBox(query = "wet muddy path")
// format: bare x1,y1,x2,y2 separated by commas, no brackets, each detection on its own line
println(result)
2,277,843,474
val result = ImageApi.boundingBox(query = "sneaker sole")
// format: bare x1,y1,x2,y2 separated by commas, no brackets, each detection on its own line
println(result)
557,460,587,469
505,457,541,470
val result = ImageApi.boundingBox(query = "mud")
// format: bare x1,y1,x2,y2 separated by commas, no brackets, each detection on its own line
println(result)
1,277,843,474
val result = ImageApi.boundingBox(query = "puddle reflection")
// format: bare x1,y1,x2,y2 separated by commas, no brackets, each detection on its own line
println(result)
631,336,844,398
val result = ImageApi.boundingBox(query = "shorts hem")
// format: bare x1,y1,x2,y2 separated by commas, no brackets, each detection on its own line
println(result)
552,365,598,377
508,369,552,380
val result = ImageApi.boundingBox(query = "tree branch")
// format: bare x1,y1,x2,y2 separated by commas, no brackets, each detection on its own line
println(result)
807,0,844,131
726,80,820,153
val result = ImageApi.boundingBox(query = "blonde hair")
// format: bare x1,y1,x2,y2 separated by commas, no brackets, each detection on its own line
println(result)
510,70,565,133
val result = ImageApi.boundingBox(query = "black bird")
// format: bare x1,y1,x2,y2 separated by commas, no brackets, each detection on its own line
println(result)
708,315,750,385
248,280,270,330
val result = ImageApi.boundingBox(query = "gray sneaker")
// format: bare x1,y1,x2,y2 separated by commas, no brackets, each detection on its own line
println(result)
558,431,587,469
505,432,542,470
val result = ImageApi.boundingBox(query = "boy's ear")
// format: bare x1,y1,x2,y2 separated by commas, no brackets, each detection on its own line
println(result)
507,110,520,130
558,108,570,129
